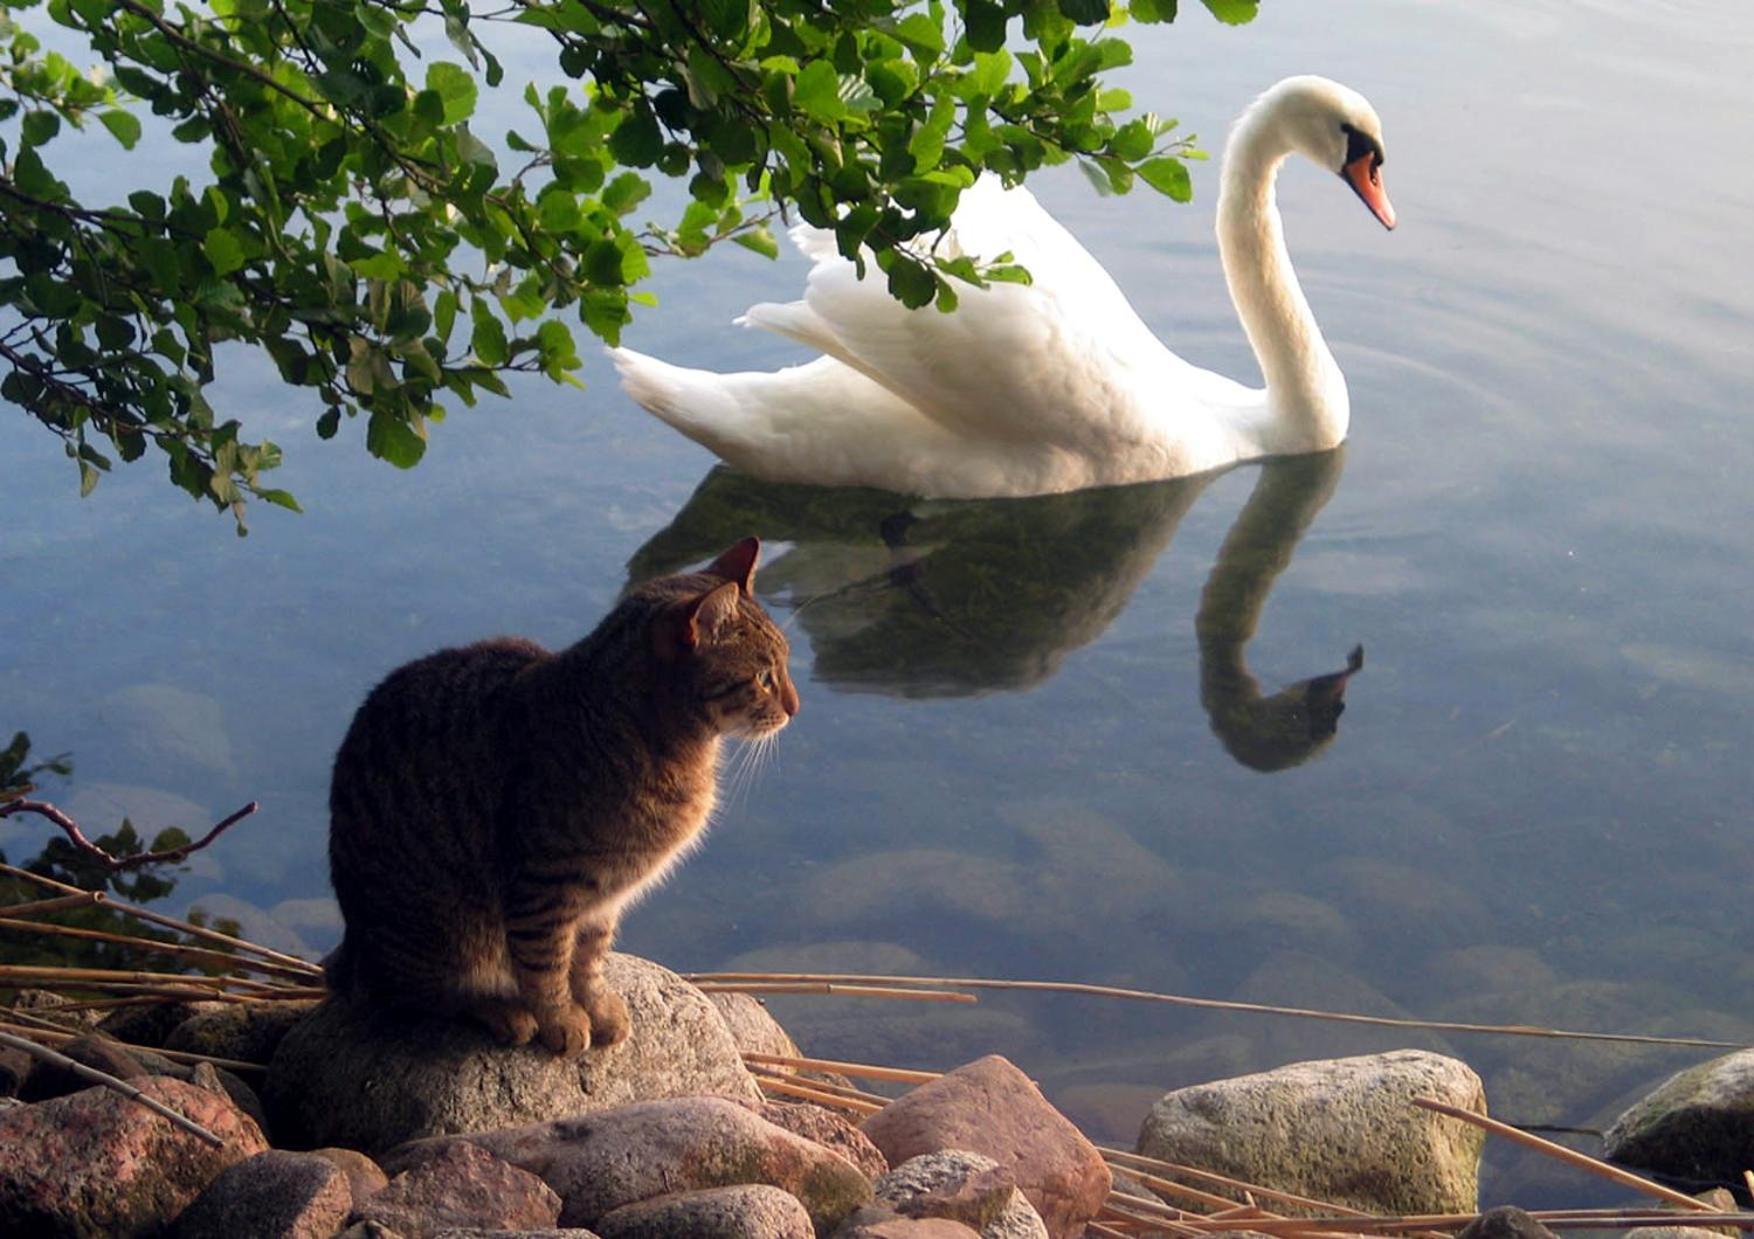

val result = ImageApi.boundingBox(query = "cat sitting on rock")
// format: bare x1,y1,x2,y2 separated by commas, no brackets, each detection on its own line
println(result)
324,537,798,1056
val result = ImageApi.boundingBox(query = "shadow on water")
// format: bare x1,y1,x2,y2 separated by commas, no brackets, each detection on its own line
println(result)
628,448,1361,772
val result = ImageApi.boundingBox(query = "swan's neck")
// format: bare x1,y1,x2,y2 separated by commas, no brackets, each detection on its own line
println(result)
1216,112,1349,455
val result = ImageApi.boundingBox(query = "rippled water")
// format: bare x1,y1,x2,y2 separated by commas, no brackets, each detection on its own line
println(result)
5,0,1753,1205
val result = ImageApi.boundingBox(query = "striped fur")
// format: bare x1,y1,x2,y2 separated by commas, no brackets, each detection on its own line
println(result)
325,538,796,1055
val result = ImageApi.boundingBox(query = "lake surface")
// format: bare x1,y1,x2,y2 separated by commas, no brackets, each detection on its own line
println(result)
5,0,1753,1205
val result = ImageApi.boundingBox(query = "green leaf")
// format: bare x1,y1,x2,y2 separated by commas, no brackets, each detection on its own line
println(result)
260,489,303,513
426,61,478,124
608,109,663,166
1132,0,1178,19
202,228,246,276
733,226,779,259
794,61,847,121
1138,156,1193,201
1059,0,1111,23
1199,0,1257,23
99,110,142,150
893,13,945,55
21,110,60,148
365,411,427,468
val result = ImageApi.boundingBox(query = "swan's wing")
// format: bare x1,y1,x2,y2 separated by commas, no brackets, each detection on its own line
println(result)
610,350,1084,495
740,177,1254,453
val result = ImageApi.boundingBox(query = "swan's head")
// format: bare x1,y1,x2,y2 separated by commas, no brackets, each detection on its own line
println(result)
1250,76,1396,230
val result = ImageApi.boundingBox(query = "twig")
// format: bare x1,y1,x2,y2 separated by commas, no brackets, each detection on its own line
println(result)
740,1051,941,1085
0,863,323,974
694,981,977,1004
0,1020,265,1075
0,1030,224,1146
0,799,259,871
685,971,1750,1051
1412,1098,1712,1212
749,1069,883,1114
0,892,106,918
1101,1146,1375,1220
0,917,320,982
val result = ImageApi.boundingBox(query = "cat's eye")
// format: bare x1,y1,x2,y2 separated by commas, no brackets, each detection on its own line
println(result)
757,669,776,690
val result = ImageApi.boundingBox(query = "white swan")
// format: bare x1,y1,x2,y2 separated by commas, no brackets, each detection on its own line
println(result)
611,76,1395,498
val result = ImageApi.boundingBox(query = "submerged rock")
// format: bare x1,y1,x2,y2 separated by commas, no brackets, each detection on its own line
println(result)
1137,1049,1485,1216
264,953,760,1152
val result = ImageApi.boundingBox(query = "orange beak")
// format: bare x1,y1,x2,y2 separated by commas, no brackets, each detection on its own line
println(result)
1342,153,1396,230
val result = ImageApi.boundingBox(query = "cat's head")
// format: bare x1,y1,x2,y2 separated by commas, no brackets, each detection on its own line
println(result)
649,537,799,739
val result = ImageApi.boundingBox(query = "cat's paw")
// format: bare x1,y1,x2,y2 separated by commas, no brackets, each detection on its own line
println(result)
537,1003,593,1057
467,997,538,1047
583,986,631,1048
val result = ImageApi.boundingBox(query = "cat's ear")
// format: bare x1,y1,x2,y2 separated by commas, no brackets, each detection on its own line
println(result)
705,536,760,594
657,581,741,659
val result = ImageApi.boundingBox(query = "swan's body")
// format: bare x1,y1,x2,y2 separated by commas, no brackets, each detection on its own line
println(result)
612,76,1394,498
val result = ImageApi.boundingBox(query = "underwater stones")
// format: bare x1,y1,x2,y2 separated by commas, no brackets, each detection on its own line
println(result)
1219,951,1455,1066
0,1076,268,1238
264,952,760,1152
1603,1049,1754,1182
1137,1049,1486,1216
380,1095,873,1235
861,1055,1108,1239
101,682,236,779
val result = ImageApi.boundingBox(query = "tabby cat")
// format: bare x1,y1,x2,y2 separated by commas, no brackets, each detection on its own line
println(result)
325,537,798,1056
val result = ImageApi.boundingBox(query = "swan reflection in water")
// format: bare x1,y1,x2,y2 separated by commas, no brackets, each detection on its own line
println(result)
628,449,1360,772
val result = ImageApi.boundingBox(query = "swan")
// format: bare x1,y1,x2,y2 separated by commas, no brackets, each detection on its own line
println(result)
610,75,1395,498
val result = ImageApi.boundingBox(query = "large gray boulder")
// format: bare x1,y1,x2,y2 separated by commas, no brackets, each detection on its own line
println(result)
1604,1050,1754,1181
1136,1049,1486,1215
264,953,761,1152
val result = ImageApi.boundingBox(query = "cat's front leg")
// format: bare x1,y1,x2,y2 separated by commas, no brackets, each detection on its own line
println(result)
504,885,592,1056
569,917,630,1048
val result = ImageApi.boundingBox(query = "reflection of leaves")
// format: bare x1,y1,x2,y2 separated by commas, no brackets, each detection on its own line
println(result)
0,731,72,802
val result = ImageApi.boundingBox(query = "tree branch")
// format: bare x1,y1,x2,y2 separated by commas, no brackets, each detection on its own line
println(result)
0,799,259,872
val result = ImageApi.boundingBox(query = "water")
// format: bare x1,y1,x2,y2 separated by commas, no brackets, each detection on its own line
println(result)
5,0,1754,1204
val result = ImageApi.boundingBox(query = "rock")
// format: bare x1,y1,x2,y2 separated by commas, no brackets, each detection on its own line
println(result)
710,991,805,1060
352,1142,562,1235
431,1232,602,1239
98,1000,228,1050
0,1076,267,1237
1456,1206,1560,1239
102,682,235,778
10,988,102,1028
311,1147,390,1209
0,1044,31,1098
266,953,761,1152
833,1207,982,1238
1603,1050,1754,1182
860,1056,1107,1239
167,1000,318,1065
874,1151,1046,1239
1137,1049,1485,1215
594,1184,814,1238
18,1033,152,1103
186,1061,271,1143
381,1095,873,1235
171,1149,351,1239
734,1099,889,1180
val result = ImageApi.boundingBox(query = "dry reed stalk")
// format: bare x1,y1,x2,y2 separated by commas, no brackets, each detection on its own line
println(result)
1160,1214,1754,1234
1100,1200,1201,1237
0,1020,267,1074
0,917,320,982
0,1030,223,1146
1412,1098,1710,1213
740,1050,941,1086
749,1069,883,1115
694,981,977,1004
0,863,323,975
685,971,1747,1052
0,962,307,992
2,892,106,918
1089,1221,1147,1238
739,1058,893,1106
1099,1161,1251,1214
1102,1147,1373,1220
1746,1170,1754,1199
